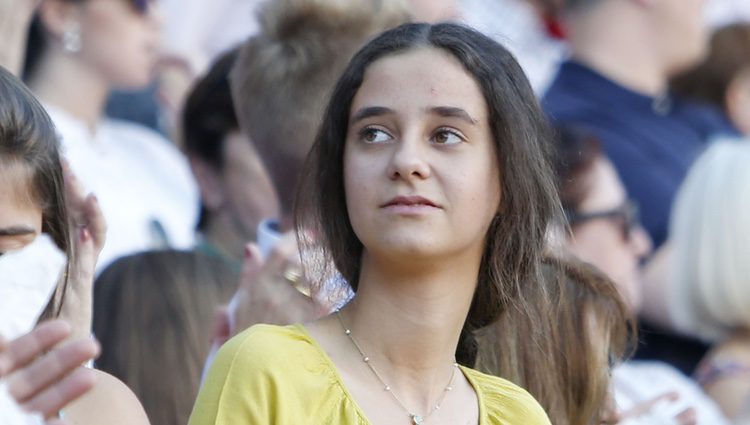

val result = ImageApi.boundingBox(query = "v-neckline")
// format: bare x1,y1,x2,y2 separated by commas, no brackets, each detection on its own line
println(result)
293,323,485,425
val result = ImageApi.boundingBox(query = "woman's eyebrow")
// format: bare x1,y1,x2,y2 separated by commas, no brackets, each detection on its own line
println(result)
0,226,37,237
350,106,394,123
428,106,478,125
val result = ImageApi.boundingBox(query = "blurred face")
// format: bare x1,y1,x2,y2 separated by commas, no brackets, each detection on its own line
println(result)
656,0,709,75
565,158,651,312
344,47,501,265
77,0,160,88
0,164,43,255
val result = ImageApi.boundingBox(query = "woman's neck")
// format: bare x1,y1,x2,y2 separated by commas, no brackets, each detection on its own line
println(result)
29,50,109,133
342,251,479,375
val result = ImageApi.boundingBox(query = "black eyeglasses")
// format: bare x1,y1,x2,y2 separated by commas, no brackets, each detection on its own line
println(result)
565,200,639,242
130,0,150,15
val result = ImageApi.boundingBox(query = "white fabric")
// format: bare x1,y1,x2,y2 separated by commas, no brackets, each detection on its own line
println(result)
0,235,65,340
613,361,730,425
47,104,198,272
460,0,567,95
706,0,750,28
0,235,65,425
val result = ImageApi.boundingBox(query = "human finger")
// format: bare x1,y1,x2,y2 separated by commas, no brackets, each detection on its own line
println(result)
62,161,87,225
20,366,97,420
82,193,106,251
238,243,264,291
0,321,71,376
263,232,301,275
7,338,100,403
674,407,697,425
210,305,231,346
618,391,679,419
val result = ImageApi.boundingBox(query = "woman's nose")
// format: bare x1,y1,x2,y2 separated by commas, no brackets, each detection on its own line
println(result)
630,225,652,259
387,135,431,181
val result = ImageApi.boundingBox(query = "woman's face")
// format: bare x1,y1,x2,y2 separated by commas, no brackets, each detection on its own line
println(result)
343,47,501,265
77,0,160,89
564,158,652,313
0,164,43,255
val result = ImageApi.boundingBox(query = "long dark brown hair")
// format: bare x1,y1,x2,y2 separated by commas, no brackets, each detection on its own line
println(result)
296,23,562,366
0,65,71,319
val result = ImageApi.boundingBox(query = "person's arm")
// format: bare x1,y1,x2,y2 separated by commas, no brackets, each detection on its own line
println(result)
0,0,39,76
0,320,99,424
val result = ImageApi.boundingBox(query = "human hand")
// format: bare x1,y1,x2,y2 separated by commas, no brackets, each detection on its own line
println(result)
60,164,106,340
614,391,697,425
229,232,327,335
0,320,99,425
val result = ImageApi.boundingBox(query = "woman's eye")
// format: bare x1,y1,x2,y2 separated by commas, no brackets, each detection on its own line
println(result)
360,127,392,144
433,128,465,145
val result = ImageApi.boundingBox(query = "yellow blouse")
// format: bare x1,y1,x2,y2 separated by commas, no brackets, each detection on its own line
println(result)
189,324,551,425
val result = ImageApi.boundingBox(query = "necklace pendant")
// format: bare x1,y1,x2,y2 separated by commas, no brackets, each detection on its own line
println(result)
411,414,424,424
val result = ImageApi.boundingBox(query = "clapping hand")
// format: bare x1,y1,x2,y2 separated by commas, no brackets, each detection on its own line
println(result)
60,164,106,340
0,320,99,425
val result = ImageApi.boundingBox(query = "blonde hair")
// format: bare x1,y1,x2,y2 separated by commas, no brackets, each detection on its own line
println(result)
669,139,750,342
230,0,411,213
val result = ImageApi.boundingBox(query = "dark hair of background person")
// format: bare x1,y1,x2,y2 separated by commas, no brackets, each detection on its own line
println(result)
93,250,237,425
550,125,602,212
0,65,71,320
296,22,563,367
476,255,635,425
181,48,240,231
230,0,411,215
671,23,750,112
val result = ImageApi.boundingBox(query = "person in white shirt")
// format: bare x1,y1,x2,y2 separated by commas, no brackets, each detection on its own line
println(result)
22,0,198,271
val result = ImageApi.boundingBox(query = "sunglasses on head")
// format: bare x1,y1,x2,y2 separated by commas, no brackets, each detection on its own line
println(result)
565,200,640,242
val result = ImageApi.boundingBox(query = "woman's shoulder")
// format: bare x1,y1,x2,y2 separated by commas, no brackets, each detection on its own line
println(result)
220,323,314,359
461,367,551,425
190,324,351,424
208,323,322,383
64,369,150,425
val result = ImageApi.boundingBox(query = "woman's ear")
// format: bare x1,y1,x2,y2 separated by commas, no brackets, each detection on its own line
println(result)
188,156,226,211
37,0,81,40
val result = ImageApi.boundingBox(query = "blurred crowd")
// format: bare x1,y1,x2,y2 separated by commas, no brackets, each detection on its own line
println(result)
2,0,750,424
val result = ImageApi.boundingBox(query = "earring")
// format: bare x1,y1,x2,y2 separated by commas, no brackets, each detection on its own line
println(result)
62,22,82,53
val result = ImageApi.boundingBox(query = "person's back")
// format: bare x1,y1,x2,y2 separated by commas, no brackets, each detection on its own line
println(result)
542,0,738,374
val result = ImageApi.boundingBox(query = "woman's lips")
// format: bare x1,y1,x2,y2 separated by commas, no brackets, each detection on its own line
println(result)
381,195,441,214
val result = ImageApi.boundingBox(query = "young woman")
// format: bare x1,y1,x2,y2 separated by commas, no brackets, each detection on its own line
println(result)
23,0,197,271
191,23,559,425
0,65,148,425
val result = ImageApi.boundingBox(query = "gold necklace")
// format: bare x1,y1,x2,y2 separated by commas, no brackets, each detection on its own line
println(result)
335,310,458,425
